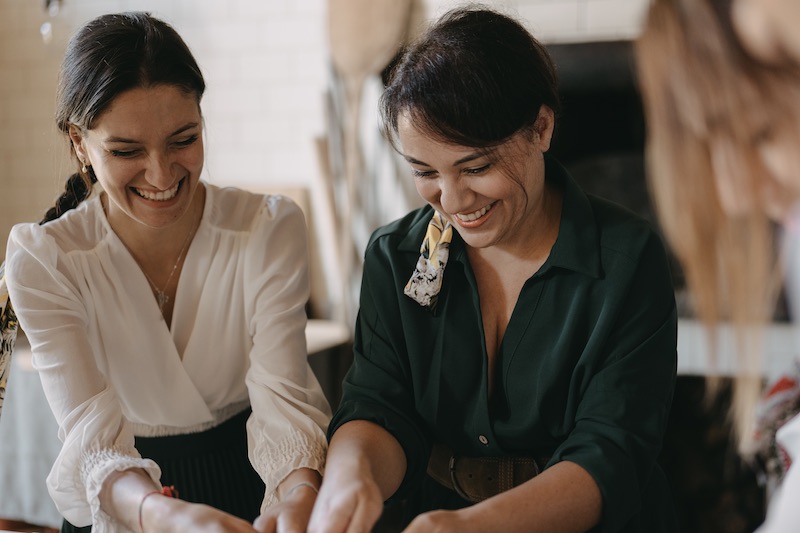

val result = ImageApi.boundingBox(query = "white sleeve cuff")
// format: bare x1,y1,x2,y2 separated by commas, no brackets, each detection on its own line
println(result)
78,446,162,532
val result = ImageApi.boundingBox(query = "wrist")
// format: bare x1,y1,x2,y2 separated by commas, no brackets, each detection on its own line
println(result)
282,481,319,502
138,485,179,533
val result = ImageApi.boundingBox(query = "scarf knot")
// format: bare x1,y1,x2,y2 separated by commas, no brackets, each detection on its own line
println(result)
403,211,453,310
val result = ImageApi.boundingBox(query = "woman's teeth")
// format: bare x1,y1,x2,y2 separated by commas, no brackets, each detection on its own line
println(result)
134,181,180,201
456,202,493,222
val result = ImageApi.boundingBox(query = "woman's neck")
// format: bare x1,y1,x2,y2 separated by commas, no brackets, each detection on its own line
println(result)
104,184,206,271
469,181,563,271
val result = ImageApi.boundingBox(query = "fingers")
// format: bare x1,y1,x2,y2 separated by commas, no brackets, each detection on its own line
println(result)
307,493,353,533
177,502,262,532
252,490,318,533
308,487,383,533
276,497,315,533
344,497,383,533
253,512,277,532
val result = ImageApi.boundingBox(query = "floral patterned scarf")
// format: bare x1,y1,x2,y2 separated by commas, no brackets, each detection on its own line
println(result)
404,210,453,311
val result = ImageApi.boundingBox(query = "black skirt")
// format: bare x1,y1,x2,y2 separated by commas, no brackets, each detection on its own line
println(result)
61,408,265,532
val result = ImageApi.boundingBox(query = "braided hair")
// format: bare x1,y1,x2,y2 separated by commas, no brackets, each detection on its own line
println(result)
40,170,97,225
42,12,205,225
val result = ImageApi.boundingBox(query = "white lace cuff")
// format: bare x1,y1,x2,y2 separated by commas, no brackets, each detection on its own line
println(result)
251,427,327,509
80,446,162,533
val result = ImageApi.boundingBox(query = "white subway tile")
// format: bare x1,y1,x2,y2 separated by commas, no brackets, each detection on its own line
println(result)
583,0,650,38
231,0,291,18
516,2,581,42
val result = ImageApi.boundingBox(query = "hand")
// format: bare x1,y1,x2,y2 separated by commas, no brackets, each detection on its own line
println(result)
254,483,317,533
307,473,384,533
402,509,473,533
142,497,259,532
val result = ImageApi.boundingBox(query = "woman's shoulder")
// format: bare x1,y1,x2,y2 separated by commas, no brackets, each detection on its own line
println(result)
550,155,660,254
9,195,105,255
585,193,664,254
587,193,654,231
205,183,305,233
5,196,106,290
367,205,433,251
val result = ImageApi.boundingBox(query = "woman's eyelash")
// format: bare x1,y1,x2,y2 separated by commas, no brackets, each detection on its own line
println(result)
411,163,491,177
175,135,199,146
108,135,199,157
110,149,138,157
464,164,491,174
412,169,436,178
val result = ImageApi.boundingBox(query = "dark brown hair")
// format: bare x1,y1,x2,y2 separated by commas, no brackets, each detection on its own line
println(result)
380,5,560,149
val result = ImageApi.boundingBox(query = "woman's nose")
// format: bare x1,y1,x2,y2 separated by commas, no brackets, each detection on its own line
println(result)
438,175,471,215
146,153,178,190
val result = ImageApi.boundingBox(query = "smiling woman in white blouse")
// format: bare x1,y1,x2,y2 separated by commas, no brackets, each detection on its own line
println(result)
3,12,330,533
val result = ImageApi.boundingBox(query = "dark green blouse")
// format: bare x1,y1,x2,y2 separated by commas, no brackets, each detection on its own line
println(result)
329,157,678,532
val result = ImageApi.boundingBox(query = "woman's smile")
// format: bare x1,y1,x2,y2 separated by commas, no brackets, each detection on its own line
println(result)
454,201,496,226
132,177,185,202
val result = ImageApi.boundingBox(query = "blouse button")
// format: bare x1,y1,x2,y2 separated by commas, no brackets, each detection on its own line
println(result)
478,435,489,445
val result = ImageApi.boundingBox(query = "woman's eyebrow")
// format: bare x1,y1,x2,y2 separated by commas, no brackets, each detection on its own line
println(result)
402,152,483,166
104,122,200,143
402,154,429,166
453,153,483,166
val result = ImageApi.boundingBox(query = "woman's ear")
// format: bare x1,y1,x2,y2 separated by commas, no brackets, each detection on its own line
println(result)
533,105,555,152
68,124,89,167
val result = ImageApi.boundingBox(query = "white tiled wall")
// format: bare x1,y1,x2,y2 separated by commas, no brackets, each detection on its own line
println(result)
0,0,650,283
425,0,650,42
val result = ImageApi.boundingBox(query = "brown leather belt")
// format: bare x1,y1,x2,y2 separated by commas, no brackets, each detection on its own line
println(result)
426,443,550,503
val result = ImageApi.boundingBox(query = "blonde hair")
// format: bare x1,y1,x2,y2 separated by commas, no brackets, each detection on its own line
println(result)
636,0,800,452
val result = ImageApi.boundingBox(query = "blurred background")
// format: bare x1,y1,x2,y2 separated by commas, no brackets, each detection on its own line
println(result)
0,1,777,532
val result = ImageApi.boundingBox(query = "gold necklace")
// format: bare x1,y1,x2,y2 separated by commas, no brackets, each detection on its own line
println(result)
142,217,199,313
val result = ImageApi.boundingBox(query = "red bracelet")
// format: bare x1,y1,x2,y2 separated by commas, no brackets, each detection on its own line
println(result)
139,485,179,533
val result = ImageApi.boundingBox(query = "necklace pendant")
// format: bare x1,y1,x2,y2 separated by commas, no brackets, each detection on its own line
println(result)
156,290,169,310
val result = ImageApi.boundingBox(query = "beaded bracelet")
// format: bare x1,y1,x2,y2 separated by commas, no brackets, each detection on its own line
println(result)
139,485,179,533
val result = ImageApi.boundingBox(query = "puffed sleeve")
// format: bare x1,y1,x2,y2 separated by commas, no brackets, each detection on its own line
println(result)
242,196,331,509
5,224,161,531
553,230,678,532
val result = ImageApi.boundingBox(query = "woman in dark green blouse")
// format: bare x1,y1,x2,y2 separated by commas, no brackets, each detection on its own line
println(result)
309,6,677,533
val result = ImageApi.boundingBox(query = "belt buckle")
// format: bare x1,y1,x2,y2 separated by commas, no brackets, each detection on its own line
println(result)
448,454,475,502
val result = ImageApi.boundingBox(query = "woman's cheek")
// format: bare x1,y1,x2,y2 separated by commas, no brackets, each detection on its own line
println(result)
414,179,439,204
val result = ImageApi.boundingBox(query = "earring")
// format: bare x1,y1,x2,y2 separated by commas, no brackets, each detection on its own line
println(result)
81,161,87,173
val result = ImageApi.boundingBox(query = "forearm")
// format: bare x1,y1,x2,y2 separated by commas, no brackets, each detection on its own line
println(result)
308,420,407,533
324,420,406,499
103,467,258,533
458,461,602,533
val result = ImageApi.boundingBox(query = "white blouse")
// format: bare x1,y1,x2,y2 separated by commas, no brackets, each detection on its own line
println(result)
4,183,331,531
